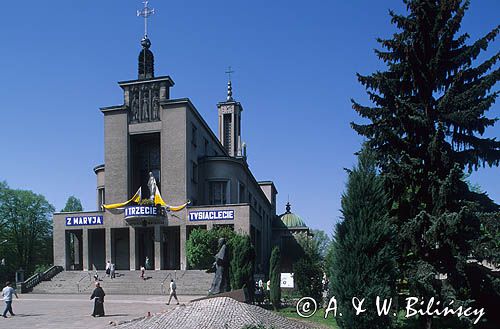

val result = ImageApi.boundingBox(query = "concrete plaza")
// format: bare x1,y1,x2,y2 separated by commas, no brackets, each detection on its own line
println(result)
0,294,201,329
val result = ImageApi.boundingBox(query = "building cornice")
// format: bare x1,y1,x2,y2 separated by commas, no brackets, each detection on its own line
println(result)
118,75,175,88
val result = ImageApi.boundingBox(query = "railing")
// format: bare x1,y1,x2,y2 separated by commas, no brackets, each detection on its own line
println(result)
160,273,172,295
21,265,64,293
76,272,92,293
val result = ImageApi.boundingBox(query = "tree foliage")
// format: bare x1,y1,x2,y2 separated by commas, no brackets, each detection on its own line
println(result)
330,148,397,329
269,246,281,310
0,182,55,281
351,1,499,327
61,196,83,212
294,232,325,306
186,227,236,270
293,256,323,306
230,235,256,295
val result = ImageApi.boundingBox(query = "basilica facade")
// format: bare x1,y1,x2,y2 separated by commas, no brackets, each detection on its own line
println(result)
52,33,278,273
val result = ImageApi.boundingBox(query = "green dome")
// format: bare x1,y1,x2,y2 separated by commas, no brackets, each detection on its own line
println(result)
279,202,306,228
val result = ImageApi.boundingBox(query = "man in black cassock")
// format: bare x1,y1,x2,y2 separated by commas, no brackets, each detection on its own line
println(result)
90,282,106,317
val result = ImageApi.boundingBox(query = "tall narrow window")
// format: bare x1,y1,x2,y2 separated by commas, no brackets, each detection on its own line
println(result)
191,124,197,147
209,181,228,205
204,138,209,156
238,182,246,203
192,161,198,183
223,114,232,153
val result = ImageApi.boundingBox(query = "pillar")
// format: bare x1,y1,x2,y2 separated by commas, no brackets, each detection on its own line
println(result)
64,232,71,270
82,229,89,271
154,225,162,270
129,226,136,270
105,227,112,264
180,225,187,270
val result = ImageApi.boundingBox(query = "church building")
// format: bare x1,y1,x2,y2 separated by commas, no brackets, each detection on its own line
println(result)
52,25,279,273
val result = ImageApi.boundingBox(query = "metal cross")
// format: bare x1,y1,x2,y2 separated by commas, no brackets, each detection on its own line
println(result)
137,1,155,37
225,66,235,81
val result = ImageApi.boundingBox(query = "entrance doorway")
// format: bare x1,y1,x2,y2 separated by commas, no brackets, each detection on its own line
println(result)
88,229,106,270
111,228,130,270
65,230,83,270
163,226,180,270
135,227,155,270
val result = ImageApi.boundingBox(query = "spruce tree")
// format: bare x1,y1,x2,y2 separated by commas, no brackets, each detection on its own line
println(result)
330,147,396,329
351,1,499,327
269,246,281,310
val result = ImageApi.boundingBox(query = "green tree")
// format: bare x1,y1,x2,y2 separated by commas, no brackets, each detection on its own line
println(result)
0,182,55,278
230,235,256,298
293,256,323,306
61,196,83,212
269,246,281,310
311,229,331,261
186,228,215,270
330,148,396,329
351,1,499,327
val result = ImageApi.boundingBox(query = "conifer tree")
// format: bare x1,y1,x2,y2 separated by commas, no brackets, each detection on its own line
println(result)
269,246,281,310
330,147,396,329
230,235,255,296
351,1,499,327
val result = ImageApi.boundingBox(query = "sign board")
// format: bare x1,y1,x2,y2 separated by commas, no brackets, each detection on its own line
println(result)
280,273,294,288
188,210,234,221
124,206,159,219
66,215,103,226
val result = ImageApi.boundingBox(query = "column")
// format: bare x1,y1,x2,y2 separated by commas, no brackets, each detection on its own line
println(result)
105,228,112,264
64,232,71,270
180,225,187,270
129,226,136,270
82,229,89,271
154,225,162,270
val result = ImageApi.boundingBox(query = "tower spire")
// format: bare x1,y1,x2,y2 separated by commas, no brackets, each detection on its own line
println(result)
137,1,155,79
225,66,235,101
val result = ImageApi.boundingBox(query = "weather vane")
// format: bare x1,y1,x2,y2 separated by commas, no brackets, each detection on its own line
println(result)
137,1,155,37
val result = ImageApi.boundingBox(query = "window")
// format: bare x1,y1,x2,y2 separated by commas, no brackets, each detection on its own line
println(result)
98,187,105,211
238,182,246,203
209,181,228,205
191,161,198,183
191,124,197,147
204,138,209,156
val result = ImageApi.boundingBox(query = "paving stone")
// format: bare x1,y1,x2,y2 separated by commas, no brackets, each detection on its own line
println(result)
117,297,316,329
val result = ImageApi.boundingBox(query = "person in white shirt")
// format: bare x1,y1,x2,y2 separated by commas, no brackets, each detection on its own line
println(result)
167,279,179,305
2,281,18,318
105,261,111,277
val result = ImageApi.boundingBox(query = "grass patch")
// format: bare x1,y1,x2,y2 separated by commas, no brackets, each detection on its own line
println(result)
274,306,339,328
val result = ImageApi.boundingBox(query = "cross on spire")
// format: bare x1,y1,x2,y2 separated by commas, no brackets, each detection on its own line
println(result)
137,1,155,37
225,66,235,82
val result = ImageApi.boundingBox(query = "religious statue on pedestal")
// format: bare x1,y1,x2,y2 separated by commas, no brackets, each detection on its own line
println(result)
148,172,157,201
208,238,229,295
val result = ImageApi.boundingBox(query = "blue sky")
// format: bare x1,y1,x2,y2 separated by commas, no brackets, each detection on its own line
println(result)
0,0,498,234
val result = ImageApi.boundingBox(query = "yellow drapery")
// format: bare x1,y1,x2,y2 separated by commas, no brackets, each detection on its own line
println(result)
103,187,142,210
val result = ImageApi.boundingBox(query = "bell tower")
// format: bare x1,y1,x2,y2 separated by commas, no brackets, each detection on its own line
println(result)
217,67,244,157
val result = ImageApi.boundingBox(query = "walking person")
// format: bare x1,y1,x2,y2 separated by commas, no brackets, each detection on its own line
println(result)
140,266,145,280
105,261,111,277
2,282,18,318
110,262,116,279
166,279,179,305
90,282,106,317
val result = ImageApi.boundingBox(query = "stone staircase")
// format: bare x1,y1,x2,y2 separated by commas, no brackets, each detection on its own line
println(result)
31,270,213,296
